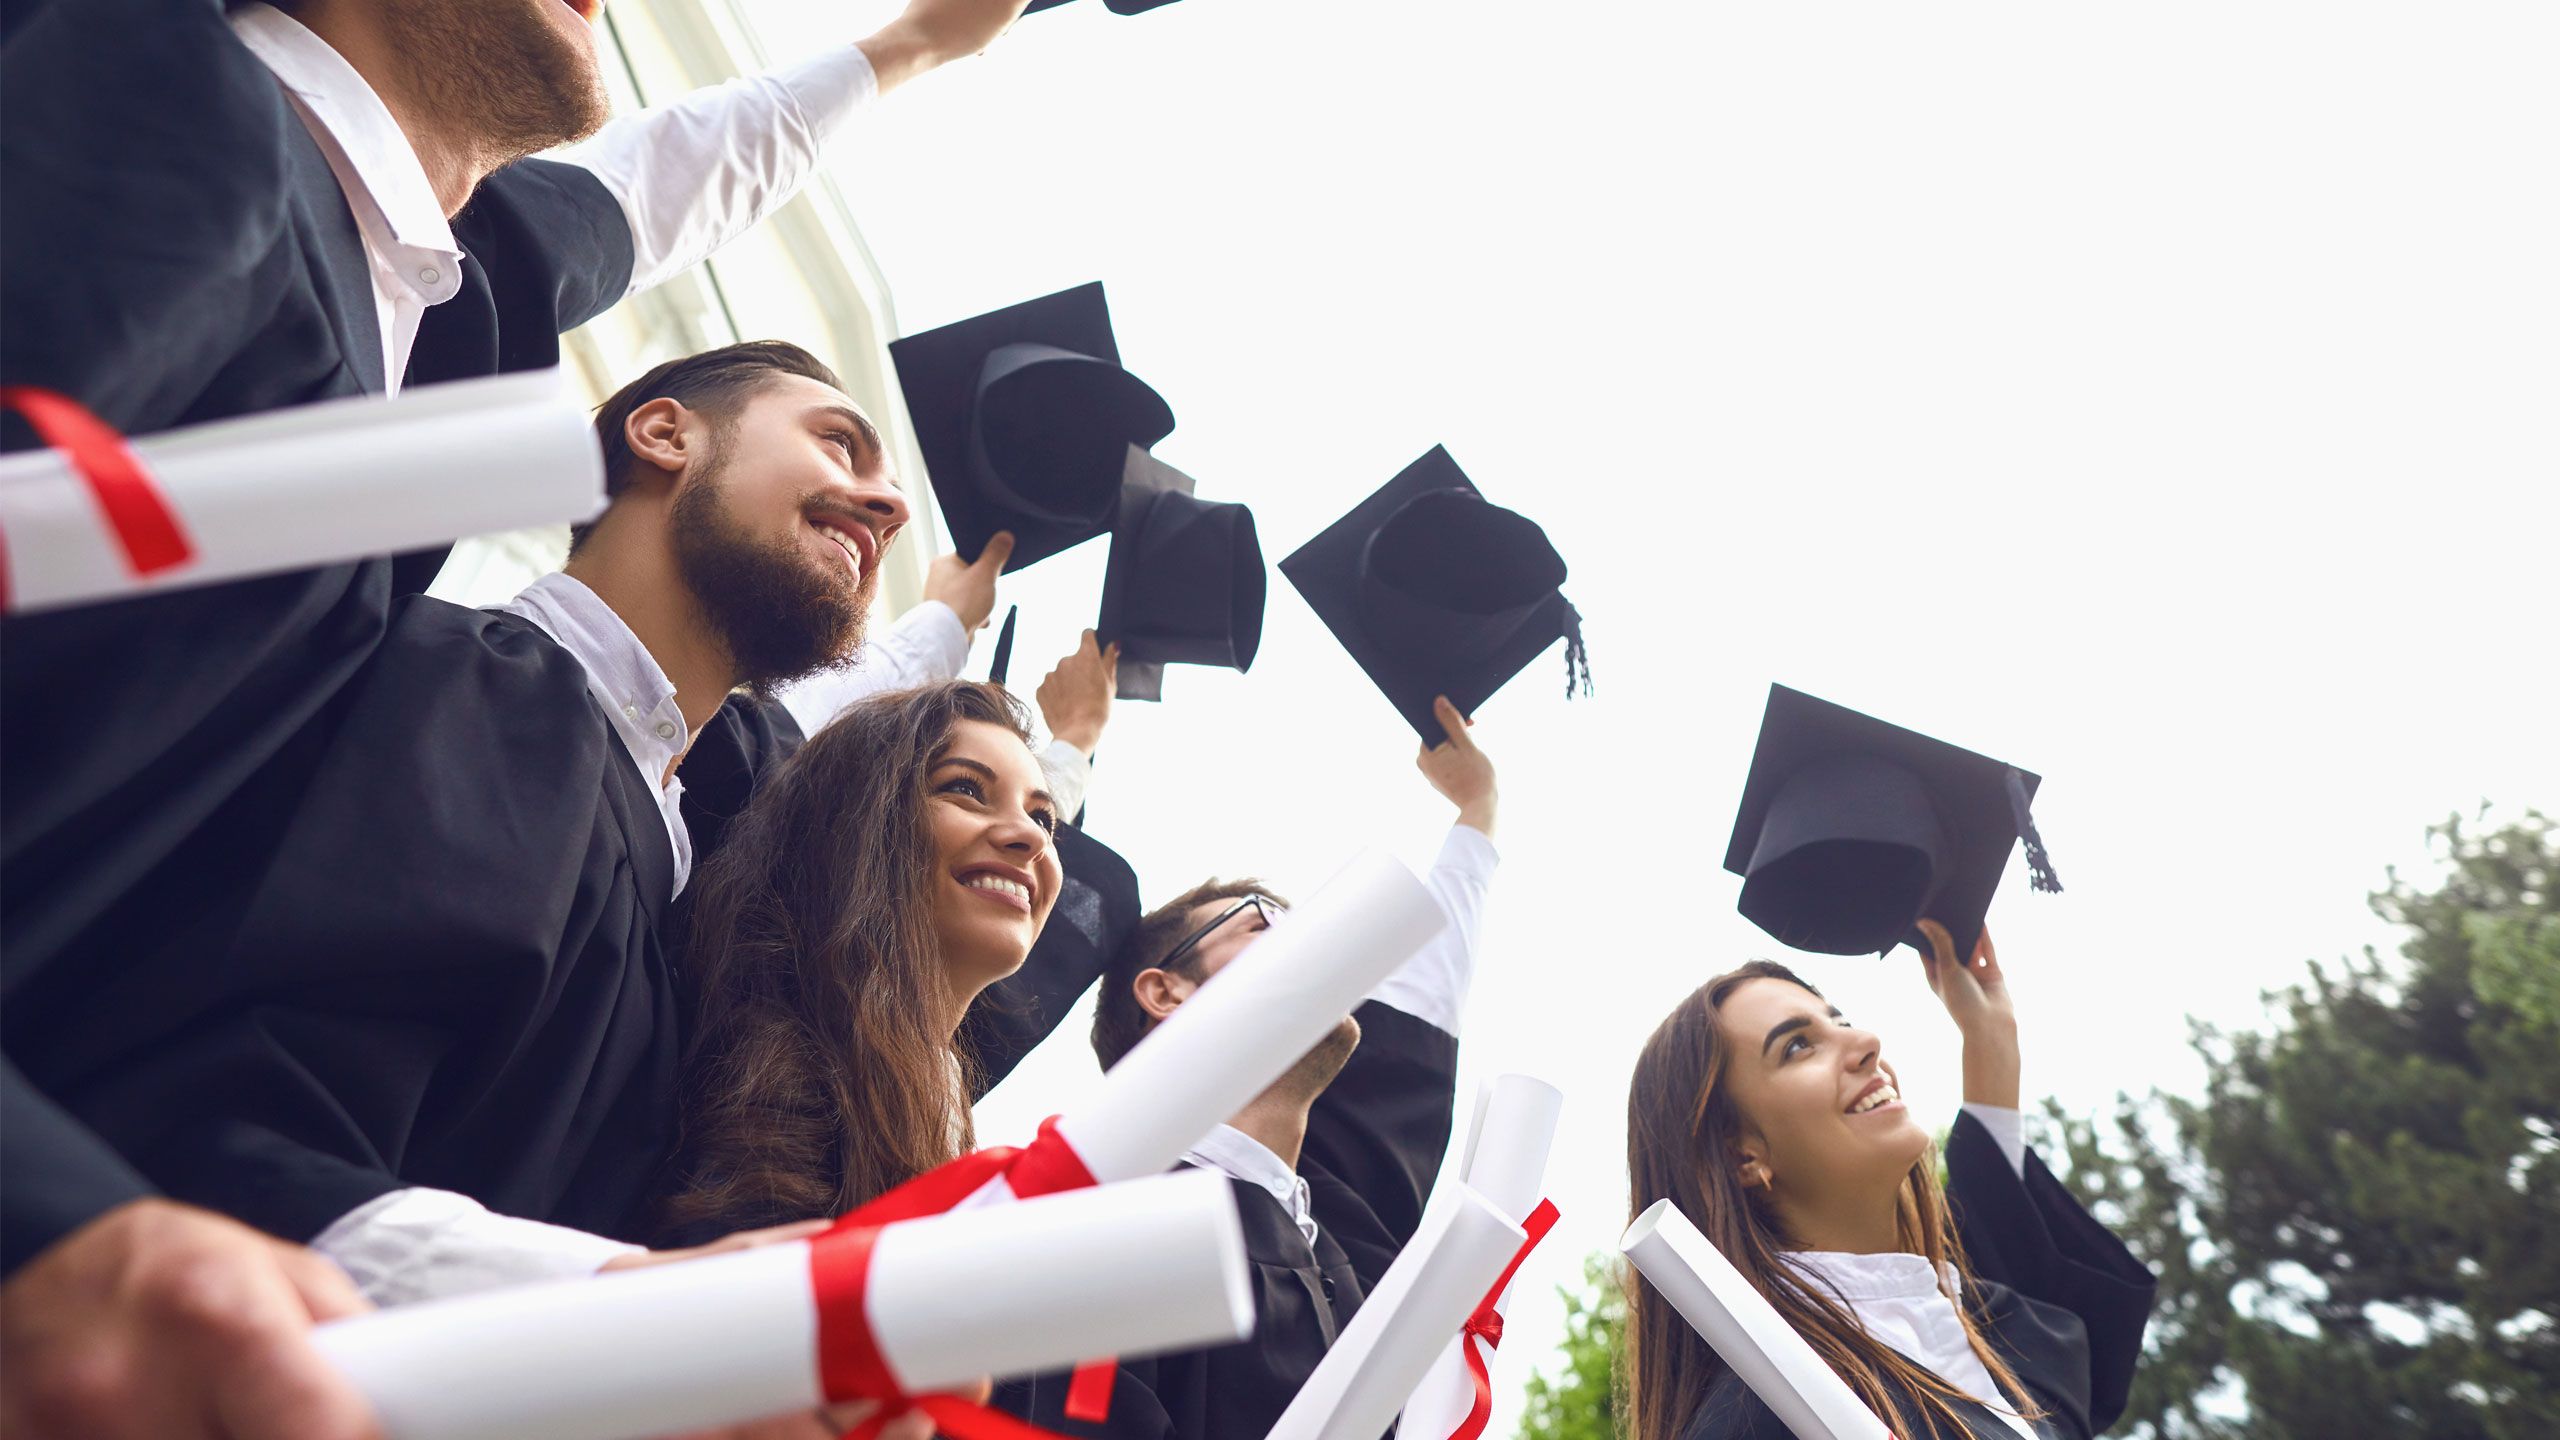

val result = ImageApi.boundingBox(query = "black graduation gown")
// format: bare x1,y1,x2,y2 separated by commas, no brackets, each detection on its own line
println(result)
1678,1111,2158,1440
993,1000,1462,1440
5,602,683,1249
0,0,634,1271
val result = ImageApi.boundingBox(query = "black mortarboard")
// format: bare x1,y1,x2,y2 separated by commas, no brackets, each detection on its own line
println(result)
889,282,1174,573
1722,684,2063,964
1280,445,1591,745
1095,448,1264,702
1023,0,1185,14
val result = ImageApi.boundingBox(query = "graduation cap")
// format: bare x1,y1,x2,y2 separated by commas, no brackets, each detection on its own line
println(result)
1280,445,1590,745
1023,0,1186,14
1096,448,1265,702
889,282,1174,573
1722,684,2063,964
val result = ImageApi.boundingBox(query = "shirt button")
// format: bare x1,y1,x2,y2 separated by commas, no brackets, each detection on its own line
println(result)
419,266,440,285
654,721,678,741
622,703,638,718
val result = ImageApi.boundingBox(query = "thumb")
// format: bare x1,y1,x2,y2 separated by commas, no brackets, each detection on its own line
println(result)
976,531,1017,571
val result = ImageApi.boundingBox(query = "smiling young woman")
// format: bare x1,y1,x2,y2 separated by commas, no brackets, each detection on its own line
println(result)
655,680,1063,1240
1623,928,2157,1440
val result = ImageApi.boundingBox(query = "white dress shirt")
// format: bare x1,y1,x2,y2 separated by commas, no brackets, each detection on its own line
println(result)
1178,825,1501,1251
502,572,696,896
229,4,881,394
778,601,1097,818
1183,1124,1319,1250
229,5,465,393
1784,1104,2039,1440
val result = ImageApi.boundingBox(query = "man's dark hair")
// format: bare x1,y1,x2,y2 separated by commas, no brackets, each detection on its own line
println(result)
1090,877,1288,1070
574,339,845,550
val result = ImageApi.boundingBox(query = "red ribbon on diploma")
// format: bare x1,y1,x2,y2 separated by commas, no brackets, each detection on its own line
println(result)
0,386,194,609
1446,1198,1562,1440
806,1115,1123,1439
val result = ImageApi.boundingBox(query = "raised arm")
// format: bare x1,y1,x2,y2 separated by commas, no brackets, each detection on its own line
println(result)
558,0,1033,302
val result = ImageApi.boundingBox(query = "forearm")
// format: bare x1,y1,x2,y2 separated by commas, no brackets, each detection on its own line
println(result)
1961,1025,2021,1110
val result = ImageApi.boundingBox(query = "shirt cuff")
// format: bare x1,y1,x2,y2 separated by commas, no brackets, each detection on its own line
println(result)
1041,739,1092,820
769,42,878,157
310,1188,641,1307
889,599,971,678
1363,822,1501,1035
1958,1103,2029,1179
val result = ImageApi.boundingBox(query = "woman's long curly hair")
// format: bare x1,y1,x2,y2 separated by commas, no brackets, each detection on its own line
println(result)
657,681,1033,1238
1621,961,2040,1439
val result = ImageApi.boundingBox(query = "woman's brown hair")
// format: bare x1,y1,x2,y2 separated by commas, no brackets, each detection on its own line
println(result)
658,680,1035,1238
1621,961,2040,1439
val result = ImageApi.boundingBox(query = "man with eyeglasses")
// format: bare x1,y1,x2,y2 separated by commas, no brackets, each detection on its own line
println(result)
1001,695,1500,1440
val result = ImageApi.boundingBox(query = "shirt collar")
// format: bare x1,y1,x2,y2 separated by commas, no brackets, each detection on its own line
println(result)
502,572,690,786
1183,1124,1318,1249
1784,1249,1964,1303
229,3,464,303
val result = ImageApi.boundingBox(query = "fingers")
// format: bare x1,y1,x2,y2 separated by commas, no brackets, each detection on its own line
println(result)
214,1335,385,1440
1430,695,1476,751
272,1244,369,1324
975,530,1016,573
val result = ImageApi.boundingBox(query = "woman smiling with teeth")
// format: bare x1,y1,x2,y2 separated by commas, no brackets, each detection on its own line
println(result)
656,680,1077,1241
1622,923,2156,1440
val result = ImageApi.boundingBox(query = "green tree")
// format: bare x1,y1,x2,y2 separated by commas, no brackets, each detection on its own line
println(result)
2046,811,2560,1438
1517,1253,1626,1440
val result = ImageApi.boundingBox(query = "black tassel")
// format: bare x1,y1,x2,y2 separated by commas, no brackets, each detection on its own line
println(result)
1560,601,1594,699
2005,766,2063,894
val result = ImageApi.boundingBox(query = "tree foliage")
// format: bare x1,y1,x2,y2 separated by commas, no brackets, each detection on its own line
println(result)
1516,1253,1627,1440
2045,810,2560,1437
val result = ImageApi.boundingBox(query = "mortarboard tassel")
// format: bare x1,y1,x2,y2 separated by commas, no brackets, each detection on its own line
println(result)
2004,766,2063,894
1560,601,1595,699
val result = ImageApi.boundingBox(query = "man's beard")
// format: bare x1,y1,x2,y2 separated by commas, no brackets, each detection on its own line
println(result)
669,451,874,697
397,0,612,169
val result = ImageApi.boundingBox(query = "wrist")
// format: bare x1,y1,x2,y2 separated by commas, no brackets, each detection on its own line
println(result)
1050,723,1103,756
855,21,940,95
1454,796,1497,837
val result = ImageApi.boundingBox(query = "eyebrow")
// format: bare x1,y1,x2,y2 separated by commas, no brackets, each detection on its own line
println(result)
932,755,1055,809
809,404,887,474
1760,1007,1845,1058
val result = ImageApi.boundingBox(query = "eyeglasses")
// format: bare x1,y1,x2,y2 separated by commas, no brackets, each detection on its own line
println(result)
1157,895,1284,972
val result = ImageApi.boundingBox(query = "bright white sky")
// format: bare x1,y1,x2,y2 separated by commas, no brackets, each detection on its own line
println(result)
742,2,2554,1428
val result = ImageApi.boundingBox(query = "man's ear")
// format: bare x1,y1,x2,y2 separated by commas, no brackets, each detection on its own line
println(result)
1131,967,1194,1024
621,397,693,491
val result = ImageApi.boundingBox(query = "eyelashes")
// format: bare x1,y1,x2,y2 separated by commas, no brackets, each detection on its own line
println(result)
936,775,1058,836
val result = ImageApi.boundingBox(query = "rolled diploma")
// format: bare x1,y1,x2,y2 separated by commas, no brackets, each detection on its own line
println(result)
1400,1072,1567,1438
1263,1184,1525,1440
1049,849,1444,1186
1619,1199,1892,1440
0,367,601,612
313,1169,1254,1440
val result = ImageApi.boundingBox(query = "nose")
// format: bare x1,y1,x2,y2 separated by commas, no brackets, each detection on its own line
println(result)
1842,1025,1883,1073
986,806,1050,862
848,466,912,534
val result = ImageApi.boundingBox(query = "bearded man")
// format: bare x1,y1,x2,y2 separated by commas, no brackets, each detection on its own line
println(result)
0,342,1132,1440
4,2,1039,1432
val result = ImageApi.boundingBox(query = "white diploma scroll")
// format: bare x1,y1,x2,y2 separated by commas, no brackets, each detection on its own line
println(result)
1054,849,1445,1186
1620,1199,1894,1440
314,1170,1254,1440
0,367,602,613
1400,1073,1567,1439
1263,1184,1526,1440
